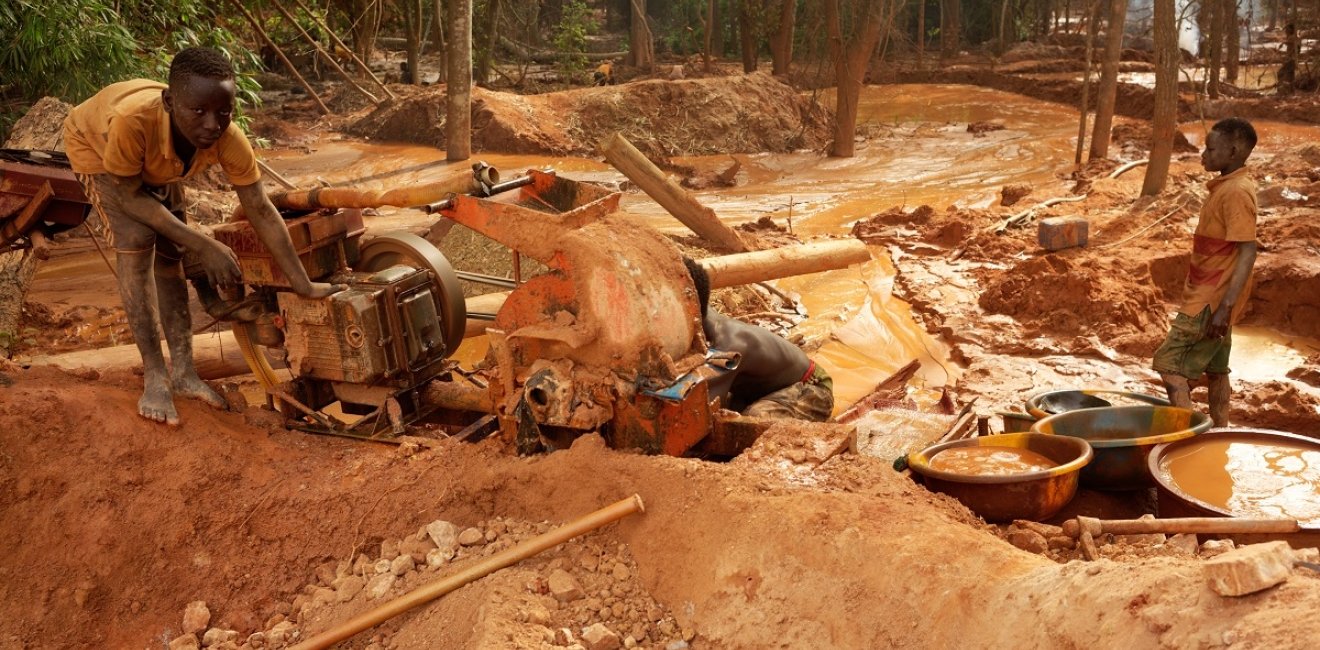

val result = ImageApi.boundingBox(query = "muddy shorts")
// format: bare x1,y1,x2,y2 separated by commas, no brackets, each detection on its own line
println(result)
77,172,187,257
743,364,835,422
1152,306,1232,379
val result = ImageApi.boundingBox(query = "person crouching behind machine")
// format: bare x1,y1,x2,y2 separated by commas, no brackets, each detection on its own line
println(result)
684,257,833,421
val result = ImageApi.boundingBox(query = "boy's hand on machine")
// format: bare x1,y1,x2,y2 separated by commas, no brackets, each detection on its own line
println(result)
199,239,242,287
298,281,346,299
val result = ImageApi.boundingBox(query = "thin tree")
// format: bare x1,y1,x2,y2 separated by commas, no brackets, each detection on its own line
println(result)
703,0,717,72
629,0,654,70
1089,0,1127,160
399,0,426,84
739,0,761,72
940,0,961,59
432,0,448,83
474,0,502,85
769,0,797,75
1206,0,1223,98
825,0,894,158
916,0,925,65
1141,0,1178,196
447,0,472,161
1075,0,1099,165
1224,0,1239,83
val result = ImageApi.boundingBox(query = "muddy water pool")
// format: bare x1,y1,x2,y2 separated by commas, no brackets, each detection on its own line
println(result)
1158,435,1320,523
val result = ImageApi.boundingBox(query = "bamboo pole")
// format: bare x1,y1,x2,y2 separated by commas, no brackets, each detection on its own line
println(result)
290,495,646,650
601,133,748,253
225,0,330,115
700,239,870,289
290,0,396,100
1063,516,1303,538
268,0,381,105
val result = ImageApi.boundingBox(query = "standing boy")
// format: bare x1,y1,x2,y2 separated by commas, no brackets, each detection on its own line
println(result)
1153,118,1259,427
64,47,341,425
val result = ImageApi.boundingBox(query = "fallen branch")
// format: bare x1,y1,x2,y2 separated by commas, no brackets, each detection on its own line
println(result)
990,194,1089,234
1107,158,1149,179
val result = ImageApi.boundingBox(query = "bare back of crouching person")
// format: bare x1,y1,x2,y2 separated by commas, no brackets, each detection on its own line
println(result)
683,258,834,422
63,47,343,426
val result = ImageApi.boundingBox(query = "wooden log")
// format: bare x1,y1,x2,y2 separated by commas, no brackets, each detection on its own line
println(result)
601,133,747,253
700,239,870,289
32,330,251,380
225,0,330,115
269,168,489,211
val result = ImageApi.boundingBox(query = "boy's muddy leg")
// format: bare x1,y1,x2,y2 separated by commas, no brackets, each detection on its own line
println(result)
1207,372,1231,427
1159,372,1193,411
155,252,226,411
116,247,178,425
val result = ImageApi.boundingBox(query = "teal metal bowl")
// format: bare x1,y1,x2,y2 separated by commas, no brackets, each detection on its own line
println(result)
1031,406,1211,490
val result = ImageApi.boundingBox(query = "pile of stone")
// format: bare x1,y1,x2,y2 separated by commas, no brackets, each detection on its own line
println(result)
166,516,692,650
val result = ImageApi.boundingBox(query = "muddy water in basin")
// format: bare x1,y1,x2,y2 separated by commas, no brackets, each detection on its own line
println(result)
931,446,1059,476
1158,436,1320,524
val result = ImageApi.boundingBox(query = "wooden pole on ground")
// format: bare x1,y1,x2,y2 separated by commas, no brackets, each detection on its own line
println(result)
601,133,748,253
225,0,331,115
290,495,645,650
33,330,250,380
700,239,869,288
1063,516,1303,538
268,0,382,105
289,0,396,100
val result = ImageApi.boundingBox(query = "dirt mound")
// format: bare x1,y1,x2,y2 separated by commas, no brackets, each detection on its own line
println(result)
1111,122,1197,155
345,73,832,158
7,365,1320,648
978,254,1167,354
1236,381,1320,432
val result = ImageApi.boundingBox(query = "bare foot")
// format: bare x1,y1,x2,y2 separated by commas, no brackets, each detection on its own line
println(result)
172,373,228,411
139,374,180,426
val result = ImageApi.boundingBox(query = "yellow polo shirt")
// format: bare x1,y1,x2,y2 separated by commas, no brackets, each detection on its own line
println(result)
1178,166,1258,323
63,79,260,187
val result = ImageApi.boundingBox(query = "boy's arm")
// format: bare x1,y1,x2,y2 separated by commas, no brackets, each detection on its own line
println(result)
234,182,344,299
1206,240,1257,339
104,174,242,287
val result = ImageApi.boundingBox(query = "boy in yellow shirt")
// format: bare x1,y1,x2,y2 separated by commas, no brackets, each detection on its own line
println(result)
1153,118,1259,426
64,47,341,425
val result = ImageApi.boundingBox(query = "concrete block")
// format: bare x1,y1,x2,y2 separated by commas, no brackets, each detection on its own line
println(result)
1203,541,1294,597
1038,216,1089,251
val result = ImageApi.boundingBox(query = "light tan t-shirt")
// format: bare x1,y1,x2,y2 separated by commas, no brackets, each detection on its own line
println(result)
1178,166,1258,323
63,79,260,187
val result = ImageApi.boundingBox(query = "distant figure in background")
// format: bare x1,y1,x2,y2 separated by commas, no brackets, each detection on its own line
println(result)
592,60,615,86
684,257,833,422
1152,118,1259,427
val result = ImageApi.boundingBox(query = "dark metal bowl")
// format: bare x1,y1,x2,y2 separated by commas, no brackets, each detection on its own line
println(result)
1032,406,1211,490
908,433,1092,522
1024,389,1170,420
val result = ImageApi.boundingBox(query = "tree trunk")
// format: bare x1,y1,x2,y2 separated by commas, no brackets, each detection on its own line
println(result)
629,0,654,70
1075,0,1099,165
0,249,39,358
474,0,502,85
447,0,472,161
432,0,448,83
917,0,925,65
941,0,961,58
1142,0,1178,196
998,0,1011,55
1224,0,1240,83
346,0,382,67
712,0,725,58
739,0,759,72
826,0,893,158
769,0,796,75
1268,0,1278,29
1089,0,1127,160
401,0,424,84
1206,0,1223,98
703,0,717,72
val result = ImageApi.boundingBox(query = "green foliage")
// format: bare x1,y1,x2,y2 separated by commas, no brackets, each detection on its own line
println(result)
0,0,263,139
0,0,140,103
552,0,594,80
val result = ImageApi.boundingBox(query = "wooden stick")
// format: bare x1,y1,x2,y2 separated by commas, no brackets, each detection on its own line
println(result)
225,0,330,114
990,194,1089,233
700,239,869,289
267,0,382,105
290,495,646,650
601,132,747,252
256,160,297,190
290,0,396,100
1063,516,1302,539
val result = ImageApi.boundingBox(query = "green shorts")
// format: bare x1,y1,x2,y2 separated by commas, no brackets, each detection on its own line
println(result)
742,365,835,422
1152,307,1231,379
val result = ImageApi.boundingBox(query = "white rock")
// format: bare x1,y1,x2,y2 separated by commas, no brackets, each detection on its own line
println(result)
548,569,583,602
426,547,454,568
201,628,238,647
458,527,484,546
1204,541,1295,596
391,553,416,576
426,520,461,552
168,634,199,650
581,623,621,650
182,601,211,634
366,573,396,599
336,575,365,602
266,621,297,646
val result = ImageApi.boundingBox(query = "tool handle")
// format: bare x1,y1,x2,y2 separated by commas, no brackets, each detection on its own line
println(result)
1065,516,1301,538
